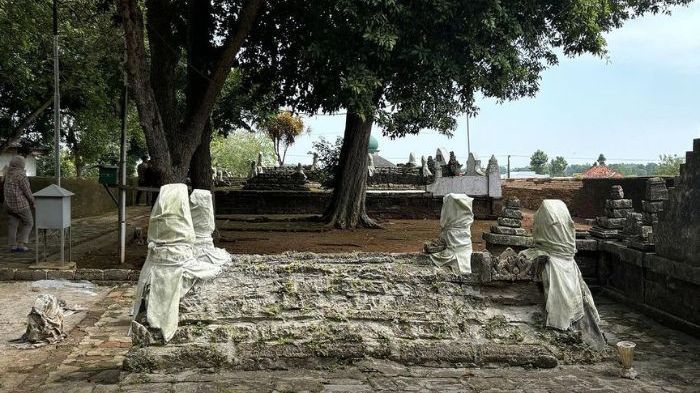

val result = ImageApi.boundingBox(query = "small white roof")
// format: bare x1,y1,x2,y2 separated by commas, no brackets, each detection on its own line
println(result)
33,184,75,198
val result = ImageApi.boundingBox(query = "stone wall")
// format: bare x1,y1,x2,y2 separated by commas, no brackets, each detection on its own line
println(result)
214,190,500,219
502,177,675,218
655,139,700,266
597,241,700,336
367,166,428,188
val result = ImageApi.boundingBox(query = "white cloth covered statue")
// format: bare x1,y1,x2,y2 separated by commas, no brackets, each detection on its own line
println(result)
131,184,220,343
520,200,605,347
429,193,474,275
190,189,232,267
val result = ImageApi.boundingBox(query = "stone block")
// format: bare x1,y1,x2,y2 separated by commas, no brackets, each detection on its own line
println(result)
642,200,665,213
609,185,624,200
497,217,521,228
596,216,625,229
589,227,621,239
575,239,598,252
490,225,529,236
642,212,658,226
0,268,16,281
483,232,534,248
606,208,634,218
645,178,669,201
14,269,47,281
606,199,633,209
104,269,132,281
75,269,104,281
47,270,76,280
505,198,521,209
501,208,523,220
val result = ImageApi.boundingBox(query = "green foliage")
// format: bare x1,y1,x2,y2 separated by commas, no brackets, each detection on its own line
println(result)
260,111,305,166
530,150,549,175
246,0,691,137
656,154,684,176
549,156,568,177
309,137,343,188
210,131,275,177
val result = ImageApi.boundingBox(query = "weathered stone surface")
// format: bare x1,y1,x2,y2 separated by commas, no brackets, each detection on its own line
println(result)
501,208,523,220
610,185,624,200
606,199,633,209
642,200,665,213
483,233,534,248
645,178,669,201
575,239,598,252
596,217,625,229
497,217,521,228
605,208,634,218
589,227,621,239
490,225,529,236
505,197,521,209
655,139,700,265
124,253,604,373
642,212,658,226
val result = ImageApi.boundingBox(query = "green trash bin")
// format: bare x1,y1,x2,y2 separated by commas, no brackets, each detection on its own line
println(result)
98,165,118,186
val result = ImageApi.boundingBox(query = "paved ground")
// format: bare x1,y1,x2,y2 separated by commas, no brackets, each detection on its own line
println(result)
0,207,151,269
1,281,697,393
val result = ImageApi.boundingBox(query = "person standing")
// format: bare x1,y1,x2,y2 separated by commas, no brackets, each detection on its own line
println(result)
136,156,149,205
3,156,35,252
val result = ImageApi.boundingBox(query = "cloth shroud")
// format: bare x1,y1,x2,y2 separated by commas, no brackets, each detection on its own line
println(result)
131,184,220,342
429,193,474,274
520,200,605,347
189,189,232,267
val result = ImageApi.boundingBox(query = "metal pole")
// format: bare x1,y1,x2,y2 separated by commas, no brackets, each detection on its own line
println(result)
119,47,128,264
507,155,511,179
53,0,64,264
466,114,471,158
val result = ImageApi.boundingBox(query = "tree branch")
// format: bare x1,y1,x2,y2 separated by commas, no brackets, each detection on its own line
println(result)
0,97,52,154
182,0,264,157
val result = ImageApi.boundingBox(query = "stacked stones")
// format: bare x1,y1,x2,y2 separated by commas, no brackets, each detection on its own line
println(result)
625,178,668,251
243,167,310,191
483,197,533,253
590,185,633,239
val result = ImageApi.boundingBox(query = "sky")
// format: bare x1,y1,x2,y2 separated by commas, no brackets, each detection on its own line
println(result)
281,3,700,169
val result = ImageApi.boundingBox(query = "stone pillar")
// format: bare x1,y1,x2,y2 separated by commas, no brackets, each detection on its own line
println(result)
487,155,502,198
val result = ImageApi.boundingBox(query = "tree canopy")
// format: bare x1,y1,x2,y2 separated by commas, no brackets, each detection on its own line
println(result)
530,150,549,174
261,111,305,166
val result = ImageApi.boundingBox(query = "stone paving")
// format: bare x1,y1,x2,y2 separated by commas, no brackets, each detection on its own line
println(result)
0,280,697,392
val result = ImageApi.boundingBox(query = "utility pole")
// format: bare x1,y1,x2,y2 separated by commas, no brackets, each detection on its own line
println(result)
507,155,511,179
466,114,471,157
52,0,61,186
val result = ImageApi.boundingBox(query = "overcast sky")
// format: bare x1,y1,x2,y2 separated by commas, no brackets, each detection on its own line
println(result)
281,3,700,169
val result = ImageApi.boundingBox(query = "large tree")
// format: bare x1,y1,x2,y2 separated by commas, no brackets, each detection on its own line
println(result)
0,0,124,156
246,0,692,228
116,0,264,189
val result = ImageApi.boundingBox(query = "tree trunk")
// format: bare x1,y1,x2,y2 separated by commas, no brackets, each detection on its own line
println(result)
190,120,213,190
323,112,380,229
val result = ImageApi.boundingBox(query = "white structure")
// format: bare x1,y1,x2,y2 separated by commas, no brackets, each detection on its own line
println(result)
33,184,74,264
1,152,39,177
427,155,502,198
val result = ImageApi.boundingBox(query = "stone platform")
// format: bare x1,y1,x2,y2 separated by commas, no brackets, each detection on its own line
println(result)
124,252,606,373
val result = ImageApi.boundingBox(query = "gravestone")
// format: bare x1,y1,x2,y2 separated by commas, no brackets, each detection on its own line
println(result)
483,197,533,253
589,185,632,239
